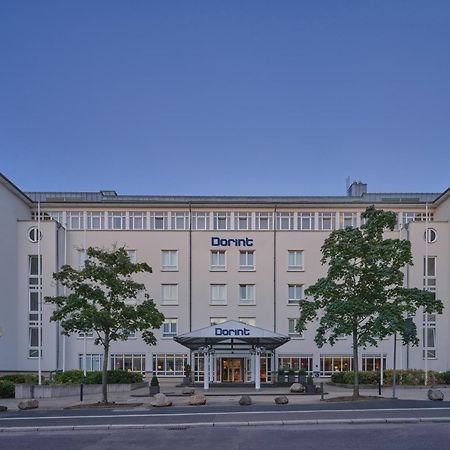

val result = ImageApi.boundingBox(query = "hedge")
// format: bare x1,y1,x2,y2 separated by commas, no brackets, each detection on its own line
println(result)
0,374,39,385
0,380,15,398
52,370,143,385
331,369,450,386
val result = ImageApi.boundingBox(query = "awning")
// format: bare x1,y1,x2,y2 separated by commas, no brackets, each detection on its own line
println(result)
174,320,290,351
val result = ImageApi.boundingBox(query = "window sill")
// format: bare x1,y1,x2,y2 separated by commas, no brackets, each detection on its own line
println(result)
287,301,301,305
238,303,256,306
239,268,255,272
210,268,227,272
161,268,179,272
161,303,179,306
210,303,228,306
287,268,304,272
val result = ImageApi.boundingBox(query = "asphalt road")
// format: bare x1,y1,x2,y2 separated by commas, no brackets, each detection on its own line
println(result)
1,423,450,450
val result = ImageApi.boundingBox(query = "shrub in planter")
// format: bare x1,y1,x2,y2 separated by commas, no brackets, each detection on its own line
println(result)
288,368,296,382
149,375,160,395
298,368,307,384
277,367,286,383
0,374,39,385
183,364,191,385
0,380,15,398
52,370,84,384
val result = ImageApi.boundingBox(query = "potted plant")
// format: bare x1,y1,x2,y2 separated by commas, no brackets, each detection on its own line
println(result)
277,367,286,384
288,367,296,383
298,368,307,385
183,364,191,386
305,374,316,394
149,374,160,396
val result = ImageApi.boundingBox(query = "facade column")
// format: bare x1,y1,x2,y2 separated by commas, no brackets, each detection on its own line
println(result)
209,352,214,383
203,349,209,391
255,348,261,391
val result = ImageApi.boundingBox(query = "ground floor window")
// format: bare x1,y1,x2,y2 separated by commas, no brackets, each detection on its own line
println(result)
278,355,313,373
111,353,146,373
193,353,204,382
423,314,437,359
153,353,187,376
361,354,387,371
79,353,104,372
320,355,353,376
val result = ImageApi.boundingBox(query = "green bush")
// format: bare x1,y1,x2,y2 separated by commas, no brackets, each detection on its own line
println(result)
0,380,15,398
150,375,159,387
52,370,85,384
52,370,142,385
0,374,38,384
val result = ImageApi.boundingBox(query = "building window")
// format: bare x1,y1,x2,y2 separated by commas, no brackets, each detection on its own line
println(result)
79,354,104,372
162,319,177,338
402,212,418,225
288,284,303,304
235,212,251,230
278,356,313,372
287,250,304,271
361,355,387,371
150,212,169,230
86,212,104,230
277,212,294,230
297,213,315,231
238,317,255,326
424,228,437,243
239,251,255,271
111,354,146,372
28,227,43,243
129,212,147,230
210,250,226,271
78,331,94,338
192,212,210,230
46,211,64,224
210,284,227,305
341,212,357,229
153,354,188,376
320,355,353,376
256,212,272,230
288,318,302,338
78,249,87,269
423,314,436,359
239,284,255,305
28,326,41,358
126,250,137,263
210,317,227,325
161,284,178,305
318,212,335,231
108,212,126,230
67,211,84,230
171,212,189,230
213,212,231,230
424,256,436,292
162,250,178,271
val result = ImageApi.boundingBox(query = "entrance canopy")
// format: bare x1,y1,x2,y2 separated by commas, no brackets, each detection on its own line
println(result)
174,320,290,351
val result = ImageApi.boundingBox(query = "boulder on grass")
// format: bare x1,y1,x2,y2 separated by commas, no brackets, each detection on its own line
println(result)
290,383,305,393
428,389,444,401
239,395,252,406
182,387,195,395
150,393,172,407
18,399,39,410
0,406,7,412
274,395,289,405
188,394,207,405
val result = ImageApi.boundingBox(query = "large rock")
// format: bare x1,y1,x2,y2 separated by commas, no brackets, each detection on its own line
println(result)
0,405,7,412
428,389,444,401
188,394,207,405
18,399,39,410
150,393,172,407
290,383,305,393
274,395,289,405
182,387,195,395
239,395,252,406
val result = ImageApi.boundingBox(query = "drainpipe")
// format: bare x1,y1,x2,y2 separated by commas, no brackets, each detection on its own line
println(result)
273,206,277,375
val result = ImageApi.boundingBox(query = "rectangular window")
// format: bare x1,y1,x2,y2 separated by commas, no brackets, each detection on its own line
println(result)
288,250,304,271
210,317,227,325
423,314,437,358
341,212,357,229
67,211,84,230
297,212,315,231
239,284,255,305
28,255,42,285
288,318,302,337
162,319,177,338
162,250,178,271
78,249,86,269
28,326,41,358
239,317,255,326
161,284,178,305
129,212,147,230
402,212,418,225
86,211,104,230
191,212,210,230
108,212,126,230
424,256,437,292
213,212,230,230
318,212,335,231
210,250,226,271
277,212,294,230
46,211,64,224
239,251,255,271
278,356,313,372
256,212,272,230
153,354,188,376
79,354,103,372
111,353,146,373
210,284,227,305
320,355,353,376
78,331,94,338
150,212,168,230
235,212,251,230
288,284,303,304
361,355,387,371
171,212,189,230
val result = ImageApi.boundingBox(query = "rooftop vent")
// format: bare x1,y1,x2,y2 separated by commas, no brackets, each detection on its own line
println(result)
347,181,367,197
100,190,118,197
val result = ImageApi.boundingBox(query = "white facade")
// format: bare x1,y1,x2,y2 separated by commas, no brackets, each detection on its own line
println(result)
0,174,449,383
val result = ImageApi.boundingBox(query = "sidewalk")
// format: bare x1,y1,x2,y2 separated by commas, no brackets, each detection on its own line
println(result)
1,383,448,411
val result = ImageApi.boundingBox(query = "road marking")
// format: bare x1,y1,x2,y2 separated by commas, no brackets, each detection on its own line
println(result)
1,407,450,422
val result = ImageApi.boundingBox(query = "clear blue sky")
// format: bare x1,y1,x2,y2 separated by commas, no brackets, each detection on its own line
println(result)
1,1,449,196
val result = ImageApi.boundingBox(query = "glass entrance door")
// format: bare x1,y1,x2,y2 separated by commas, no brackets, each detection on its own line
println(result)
221,358,243,382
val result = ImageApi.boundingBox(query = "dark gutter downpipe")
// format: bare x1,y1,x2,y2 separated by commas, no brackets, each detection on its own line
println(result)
273,206,277,332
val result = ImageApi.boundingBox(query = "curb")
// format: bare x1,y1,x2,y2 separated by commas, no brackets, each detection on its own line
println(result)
1,417,450,432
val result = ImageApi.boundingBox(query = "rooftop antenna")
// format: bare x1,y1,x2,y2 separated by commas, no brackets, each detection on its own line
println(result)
346,176,351,192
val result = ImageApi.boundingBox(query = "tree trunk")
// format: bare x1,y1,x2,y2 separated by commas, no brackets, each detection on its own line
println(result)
352,329,359,398
102,341,110,404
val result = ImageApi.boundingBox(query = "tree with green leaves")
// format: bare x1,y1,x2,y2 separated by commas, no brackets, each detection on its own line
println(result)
298,206,443,398
46,247,165,403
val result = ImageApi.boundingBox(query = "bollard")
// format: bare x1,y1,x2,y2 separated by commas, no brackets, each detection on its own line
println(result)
378,378,381,396
80,383,84,402
320,382,324,401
